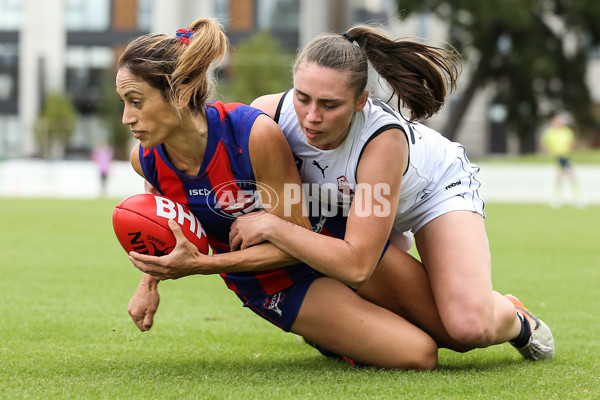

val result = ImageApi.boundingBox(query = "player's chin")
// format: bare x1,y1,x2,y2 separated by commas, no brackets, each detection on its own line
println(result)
137,138,154,149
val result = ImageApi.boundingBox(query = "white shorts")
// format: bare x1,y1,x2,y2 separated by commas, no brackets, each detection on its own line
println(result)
392,145,485,235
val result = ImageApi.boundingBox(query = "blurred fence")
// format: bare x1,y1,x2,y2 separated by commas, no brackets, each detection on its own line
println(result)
476,164,597,205
0,159,143,199
0,159,598,205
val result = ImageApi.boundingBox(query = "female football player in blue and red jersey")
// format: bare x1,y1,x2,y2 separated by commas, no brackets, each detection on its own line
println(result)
128,23,553,364
117,17,451,370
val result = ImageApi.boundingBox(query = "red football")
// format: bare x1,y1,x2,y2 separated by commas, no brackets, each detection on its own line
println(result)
112,194,210,256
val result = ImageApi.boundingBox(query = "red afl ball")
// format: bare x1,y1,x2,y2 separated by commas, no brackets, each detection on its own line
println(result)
112,194,210,256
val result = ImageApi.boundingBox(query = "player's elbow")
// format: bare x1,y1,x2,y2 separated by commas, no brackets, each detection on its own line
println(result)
336,243,378,288
344,261,376,289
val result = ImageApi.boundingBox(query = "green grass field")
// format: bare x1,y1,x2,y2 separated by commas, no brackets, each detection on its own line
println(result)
0,198,598,399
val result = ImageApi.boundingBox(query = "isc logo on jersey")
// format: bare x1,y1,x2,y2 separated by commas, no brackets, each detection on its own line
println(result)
154,196,207,241
188,188,211,196
207,180,278,220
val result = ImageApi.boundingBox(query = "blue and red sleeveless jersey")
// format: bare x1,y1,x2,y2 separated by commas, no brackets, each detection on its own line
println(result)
138,101,322,296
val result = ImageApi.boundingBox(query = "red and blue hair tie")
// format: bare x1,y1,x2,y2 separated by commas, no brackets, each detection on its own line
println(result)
175,28,195,45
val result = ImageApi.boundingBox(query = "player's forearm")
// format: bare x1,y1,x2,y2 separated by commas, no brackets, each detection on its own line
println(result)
140,272,159,287
263,218,377,288
202,242,298,274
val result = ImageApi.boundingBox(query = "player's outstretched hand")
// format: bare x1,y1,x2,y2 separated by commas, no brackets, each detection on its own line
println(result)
127,274,160,331
129,219,204,280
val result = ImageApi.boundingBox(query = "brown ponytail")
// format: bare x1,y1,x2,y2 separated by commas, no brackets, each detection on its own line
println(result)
118,17,228,114
295,25,460,121
172,18,227,112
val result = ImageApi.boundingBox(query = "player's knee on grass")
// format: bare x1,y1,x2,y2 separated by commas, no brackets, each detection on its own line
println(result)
410,342,438,371
446,315,496,348
378,334,438,371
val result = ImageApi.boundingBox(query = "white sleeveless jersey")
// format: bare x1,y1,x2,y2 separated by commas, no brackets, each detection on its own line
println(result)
275,90,484,233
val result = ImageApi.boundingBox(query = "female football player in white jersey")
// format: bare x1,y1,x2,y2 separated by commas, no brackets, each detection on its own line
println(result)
229,26,554,361
129,25,554,364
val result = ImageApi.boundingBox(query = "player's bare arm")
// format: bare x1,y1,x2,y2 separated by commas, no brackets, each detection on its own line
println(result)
231,128,407,288
127,115,309,278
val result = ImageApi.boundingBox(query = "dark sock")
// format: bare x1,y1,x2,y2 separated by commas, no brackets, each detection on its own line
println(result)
510,312,531,348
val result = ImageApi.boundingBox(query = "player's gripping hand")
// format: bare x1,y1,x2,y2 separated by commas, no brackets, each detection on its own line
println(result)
128,273,160,331
128,220,205,280
229,210,273,251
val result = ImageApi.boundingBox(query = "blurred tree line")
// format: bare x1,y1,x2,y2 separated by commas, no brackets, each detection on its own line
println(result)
396,0,600,152
217,31,294,105
98,77,130,160
35,92,77,159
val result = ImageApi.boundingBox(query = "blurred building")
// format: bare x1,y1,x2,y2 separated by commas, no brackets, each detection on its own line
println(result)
1,0,598,160
0,0,153,159
0,0,396,159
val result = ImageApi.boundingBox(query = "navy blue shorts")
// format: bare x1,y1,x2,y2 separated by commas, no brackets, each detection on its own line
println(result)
234,240,391,332
234,270,324,332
